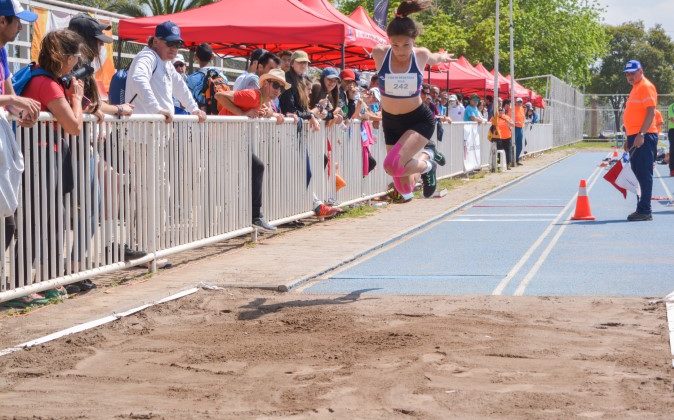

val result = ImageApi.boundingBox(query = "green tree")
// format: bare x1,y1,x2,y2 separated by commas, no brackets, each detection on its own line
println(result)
107,0,216,17
336,0,608,87
588,22,674,132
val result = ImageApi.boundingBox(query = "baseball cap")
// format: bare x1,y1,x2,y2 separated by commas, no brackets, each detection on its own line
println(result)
172,54,186,65
525,102,533,108
470,94,480,101
291,50,310,63
68,13,113,44
321,67,340,80
448,94,458,101
0,0,37,22
369,87,381,102
516,97,523,103
624,60,642,73
340,69,356,81
155,21,183,43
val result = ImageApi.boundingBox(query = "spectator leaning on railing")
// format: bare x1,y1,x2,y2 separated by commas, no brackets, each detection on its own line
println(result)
215,68,289,233
68,13,134,120
309,67,344,127
125,21,205,123
18,29,87,285
279,50,319,131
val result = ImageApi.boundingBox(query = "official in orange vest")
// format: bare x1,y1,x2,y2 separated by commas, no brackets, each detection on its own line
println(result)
514,97,526,165
623,60,658,221
491,99,515,168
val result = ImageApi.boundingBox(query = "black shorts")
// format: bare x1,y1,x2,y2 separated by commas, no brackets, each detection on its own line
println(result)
382,104,435,146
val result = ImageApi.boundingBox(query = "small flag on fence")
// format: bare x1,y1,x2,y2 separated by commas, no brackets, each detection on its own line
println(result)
603,153,641,199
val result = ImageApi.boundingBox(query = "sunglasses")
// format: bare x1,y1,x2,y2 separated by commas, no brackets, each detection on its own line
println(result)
174,62,186,67
165,40,183,48
422,90,431,94
269,81,285,91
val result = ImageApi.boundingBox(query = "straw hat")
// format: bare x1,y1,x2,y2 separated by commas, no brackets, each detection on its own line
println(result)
259,68,291,90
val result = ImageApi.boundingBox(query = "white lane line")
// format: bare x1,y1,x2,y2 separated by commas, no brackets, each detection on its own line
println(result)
513,172,603,296
492,165,603,296
665,292,674,367
484,198,566,201
654,166,673,200
447,219,555,222
456,213,560,217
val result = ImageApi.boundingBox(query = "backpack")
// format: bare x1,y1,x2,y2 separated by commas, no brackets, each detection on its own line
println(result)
12,62,54,95
187,68,229,115
203,68,229,115
109,60,158,105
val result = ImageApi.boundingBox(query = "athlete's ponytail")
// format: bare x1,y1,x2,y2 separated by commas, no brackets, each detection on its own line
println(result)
386,0,432,39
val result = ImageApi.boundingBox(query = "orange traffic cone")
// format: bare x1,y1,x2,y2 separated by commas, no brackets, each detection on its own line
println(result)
571,179,595,220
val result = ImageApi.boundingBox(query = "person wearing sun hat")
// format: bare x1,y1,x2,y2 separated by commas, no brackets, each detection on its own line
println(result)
623,59,659,221
279,49,320,130
215,67,289,233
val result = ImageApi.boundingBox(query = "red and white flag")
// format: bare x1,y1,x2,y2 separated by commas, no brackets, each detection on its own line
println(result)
603,154,641,198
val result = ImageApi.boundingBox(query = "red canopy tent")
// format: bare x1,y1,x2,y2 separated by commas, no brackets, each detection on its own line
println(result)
425,61,486,93
474,62,510,94
299,0,387,69
505,75,546,108
118,0,367,67
348,6,388,40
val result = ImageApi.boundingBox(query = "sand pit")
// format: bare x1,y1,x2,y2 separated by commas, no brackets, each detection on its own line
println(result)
1,289,672,418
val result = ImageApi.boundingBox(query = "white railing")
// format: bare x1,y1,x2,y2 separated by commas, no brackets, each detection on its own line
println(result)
0,115,554,302
522,123,555,155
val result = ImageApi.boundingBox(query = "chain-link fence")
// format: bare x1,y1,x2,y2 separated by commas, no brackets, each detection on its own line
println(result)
584,94,673,142
518,74,585,147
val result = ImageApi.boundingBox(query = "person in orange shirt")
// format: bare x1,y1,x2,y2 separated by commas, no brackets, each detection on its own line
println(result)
491,99,515,169
654,109,663,134
514,97,526,165
622,60,658,221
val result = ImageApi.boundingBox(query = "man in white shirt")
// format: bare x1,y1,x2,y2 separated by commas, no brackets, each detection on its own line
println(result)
447,94,465,122
125,21,205,122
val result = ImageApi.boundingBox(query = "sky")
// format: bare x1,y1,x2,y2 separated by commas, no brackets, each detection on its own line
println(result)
597,0,674,36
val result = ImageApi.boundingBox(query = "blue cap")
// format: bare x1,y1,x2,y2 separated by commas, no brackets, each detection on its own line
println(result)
0,0,38,23
155,21,183,43
623,60,642,73
321,67,340,80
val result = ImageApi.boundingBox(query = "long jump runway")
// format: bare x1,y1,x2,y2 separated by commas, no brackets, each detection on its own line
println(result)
303,152,674,297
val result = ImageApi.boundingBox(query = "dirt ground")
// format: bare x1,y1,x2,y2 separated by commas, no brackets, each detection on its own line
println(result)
1,144,673,419
1,289,673,419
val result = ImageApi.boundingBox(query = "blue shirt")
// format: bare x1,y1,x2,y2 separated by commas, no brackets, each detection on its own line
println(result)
0,48,9,95
464,104,481,122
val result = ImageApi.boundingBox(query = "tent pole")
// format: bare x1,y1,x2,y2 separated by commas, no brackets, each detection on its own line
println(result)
341,43,345,69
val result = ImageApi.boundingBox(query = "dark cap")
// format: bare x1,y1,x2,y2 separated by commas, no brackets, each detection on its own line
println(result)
68,13,113,44
155,21,183,43
196,43,213,62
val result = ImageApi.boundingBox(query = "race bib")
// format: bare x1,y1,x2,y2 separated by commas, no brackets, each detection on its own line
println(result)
384,73,417,97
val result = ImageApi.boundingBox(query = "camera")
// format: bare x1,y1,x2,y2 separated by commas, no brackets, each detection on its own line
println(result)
59,63,94,89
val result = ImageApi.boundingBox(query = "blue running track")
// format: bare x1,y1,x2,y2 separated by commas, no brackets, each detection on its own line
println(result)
304,152,674,297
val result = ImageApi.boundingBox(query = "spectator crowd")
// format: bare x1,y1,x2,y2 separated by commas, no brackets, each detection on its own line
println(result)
0,13,545,305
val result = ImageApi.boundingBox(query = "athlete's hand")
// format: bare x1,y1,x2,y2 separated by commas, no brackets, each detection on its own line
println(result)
439,51,456,63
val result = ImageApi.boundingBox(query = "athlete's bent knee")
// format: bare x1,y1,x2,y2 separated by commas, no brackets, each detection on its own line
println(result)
384,143,406,177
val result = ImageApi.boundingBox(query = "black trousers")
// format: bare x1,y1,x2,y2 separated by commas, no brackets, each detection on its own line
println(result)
495,138,512,166
252,154,264,219
669,128,674,172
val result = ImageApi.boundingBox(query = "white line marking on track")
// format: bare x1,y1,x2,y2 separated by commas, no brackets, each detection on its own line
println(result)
447,219,555,222
654,166,673,200
513,173,603,296
457,213,560,217
491,165,603,296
